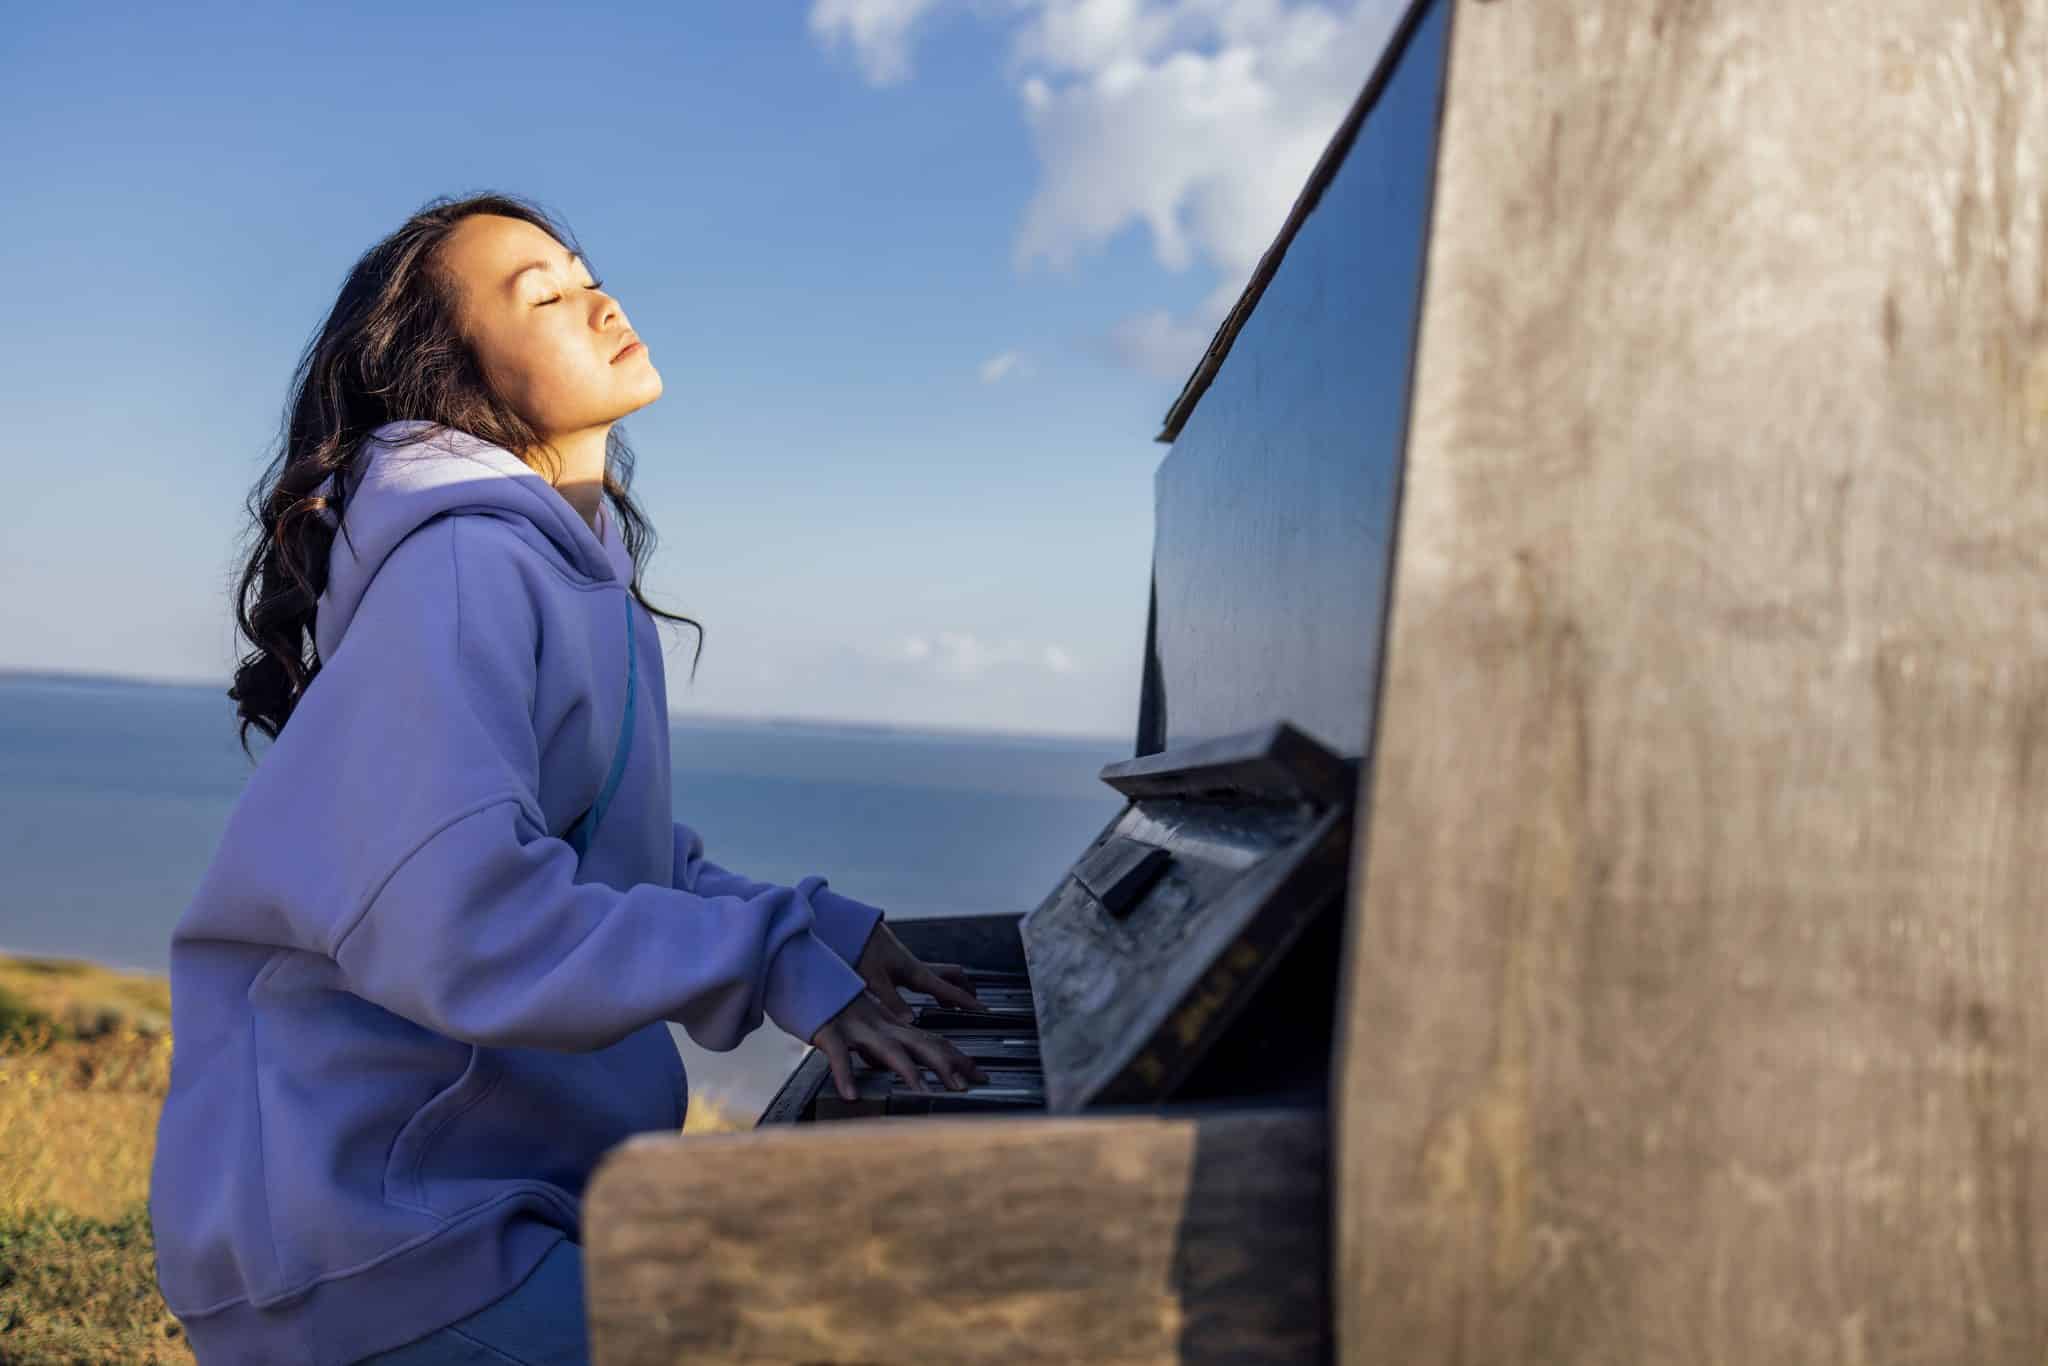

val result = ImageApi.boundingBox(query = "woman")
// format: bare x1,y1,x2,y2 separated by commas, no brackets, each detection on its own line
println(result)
148,192,990,1366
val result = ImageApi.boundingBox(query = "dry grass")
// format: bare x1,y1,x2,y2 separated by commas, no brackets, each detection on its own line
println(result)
0,955,170,1047
0,958,191,1364
0,1206,195,1366
0,1029,173,1224
0,952,753,1364
683,1090,749,1133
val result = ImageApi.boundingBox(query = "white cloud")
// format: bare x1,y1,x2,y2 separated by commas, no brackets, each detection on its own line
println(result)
1009,0,1406,366
808,0,946,86
979,349,1024,383
658,615,1137,737
810,0,1410,377
1008,0,1181,75
934,630,1005,678
1107,307,1216,381
887,631,1084,680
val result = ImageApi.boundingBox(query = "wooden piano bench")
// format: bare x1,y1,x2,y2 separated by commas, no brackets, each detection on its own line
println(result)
582,1105,1329,1365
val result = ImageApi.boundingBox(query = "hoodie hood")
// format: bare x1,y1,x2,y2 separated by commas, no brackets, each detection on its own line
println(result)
314,419,626,661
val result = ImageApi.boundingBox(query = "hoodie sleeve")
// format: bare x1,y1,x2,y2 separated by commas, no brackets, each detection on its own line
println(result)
278,517,866,1053
671,820,886,970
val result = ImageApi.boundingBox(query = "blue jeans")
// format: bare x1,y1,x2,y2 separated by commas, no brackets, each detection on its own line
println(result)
354,1237,589,1366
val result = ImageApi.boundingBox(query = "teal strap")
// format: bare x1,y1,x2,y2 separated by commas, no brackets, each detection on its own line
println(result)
565,590,638,859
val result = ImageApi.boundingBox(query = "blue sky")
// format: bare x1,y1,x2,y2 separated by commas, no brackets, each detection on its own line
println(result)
1,0,1397,738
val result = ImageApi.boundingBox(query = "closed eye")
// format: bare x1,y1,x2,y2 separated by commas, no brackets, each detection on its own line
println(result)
537,279,605,306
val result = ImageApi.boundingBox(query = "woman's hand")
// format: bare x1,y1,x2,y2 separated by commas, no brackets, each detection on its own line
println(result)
852,921,988,1023
810,993,990,1100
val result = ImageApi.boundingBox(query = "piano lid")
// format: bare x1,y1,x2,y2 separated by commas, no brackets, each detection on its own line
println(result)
1135,0,1448,761
1021,721,1358,1113
1032,0,1452,1112
1153,0,1433,447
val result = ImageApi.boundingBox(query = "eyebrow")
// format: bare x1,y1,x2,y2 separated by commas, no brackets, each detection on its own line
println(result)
505,251,590,293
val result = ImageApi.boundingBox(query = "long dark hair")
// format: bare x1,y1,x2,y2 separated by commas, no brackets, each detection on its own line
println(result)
226,191,702,760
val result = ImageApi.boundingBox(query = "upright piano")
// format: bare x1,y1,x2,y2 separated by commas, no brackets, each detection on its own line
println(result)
585,0,1443,1356
744,0,1440,1148
588,0,2033,1359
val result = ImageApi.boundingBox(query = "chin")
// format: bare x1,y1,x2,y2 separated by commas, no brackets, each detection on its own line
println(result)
616,372,663,417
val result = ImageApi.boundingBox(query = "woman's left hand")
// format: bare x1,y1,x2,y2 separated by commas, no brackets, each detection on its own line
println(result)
853,921,989,1023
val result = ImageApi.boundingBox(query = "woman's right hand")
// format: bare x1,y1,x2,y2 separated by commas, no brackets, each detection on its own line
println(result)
810,992,989,1101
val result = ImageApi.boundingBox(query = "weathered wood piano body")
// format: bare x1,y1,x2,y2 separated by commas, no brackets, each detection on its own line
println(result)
587,0,2048,1360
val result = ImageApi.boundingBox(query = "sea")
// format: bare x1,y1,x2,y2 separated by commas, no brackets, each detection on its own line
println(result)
0,672,1127,1118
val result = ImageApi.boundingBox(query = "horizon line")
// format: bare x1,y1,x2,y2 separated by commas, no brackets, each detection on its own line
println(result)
0,665,1132,747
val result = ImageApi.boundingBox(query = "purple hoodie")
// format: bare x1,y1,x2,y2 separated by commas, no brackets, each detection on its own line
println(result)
148,419,884,1365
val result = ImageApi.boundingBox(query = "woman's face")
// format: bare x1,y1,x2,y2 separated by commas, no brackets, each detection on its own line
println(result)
437,213,661,438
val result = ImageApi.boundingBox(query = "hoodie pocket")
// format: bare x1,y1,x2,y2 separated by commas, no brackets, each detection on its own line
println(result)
383,1045,504,1216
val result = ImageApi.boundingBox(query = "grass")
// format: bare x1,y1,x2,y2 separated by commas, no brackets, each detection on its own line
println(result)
0,954,748,1365
0,956,171,1049
0,958,190,1365
0,1206,192,1366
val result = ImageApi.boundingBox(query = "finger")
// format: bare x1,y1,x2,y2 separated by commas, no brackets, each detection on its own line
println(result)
905,1032,976,1091
859,1032,926,1093
817,1032,857,1102
916,966,987,1014
873,980,915,1026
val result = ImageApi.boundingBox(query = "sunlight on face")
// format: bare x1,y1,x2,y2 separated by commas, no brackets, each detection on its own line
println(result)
438,213,662,440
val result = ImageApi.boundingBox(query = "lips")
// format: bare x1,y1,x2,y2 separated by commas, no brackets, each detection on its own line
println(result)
610,335,642,362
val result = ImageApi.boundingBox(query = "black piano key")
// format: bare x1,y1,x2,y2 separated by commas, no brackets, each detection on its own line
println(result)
882,1069,1045,1115
810,1065,1045,1120
901,987,1035,1010
810,1069,902,1119
810,1091,888,1121
913,1006,1035,1032
828,1064,1042,1092
932,1032,1042,1066
887,1090,1045,1116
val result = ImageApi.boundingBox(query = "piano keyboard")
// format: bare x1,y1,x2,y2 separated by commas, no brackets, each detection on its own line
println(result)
809,968,1048,1119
